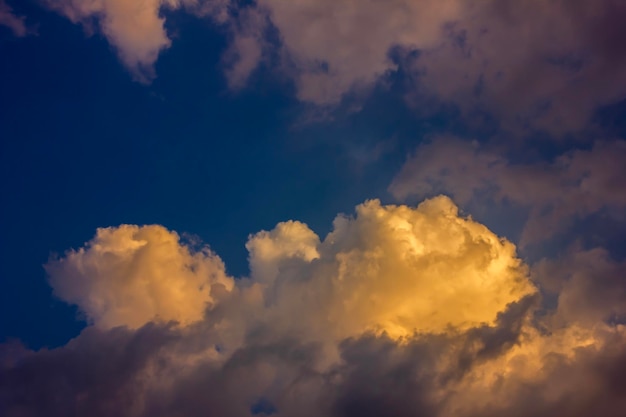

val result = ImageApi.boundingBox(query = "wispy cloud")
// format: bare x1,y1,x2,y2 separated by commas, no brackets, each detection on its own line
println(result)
43,0,231,82
0,0,33,37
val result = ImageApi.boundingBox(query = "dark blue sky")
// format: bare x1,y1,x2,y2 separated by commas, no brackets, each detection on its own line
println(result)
0,4,434,348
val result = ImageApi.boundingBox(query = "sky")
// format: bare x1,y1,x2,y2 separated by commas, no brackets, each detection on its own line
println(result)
1,0,626,416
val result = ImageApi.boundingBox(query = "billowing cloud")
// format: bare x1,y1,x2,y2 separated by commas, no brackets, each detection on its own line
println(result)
45,224,234,329
389,137,626,245
2,197,625,416
0,0,30,36
245,197,534,341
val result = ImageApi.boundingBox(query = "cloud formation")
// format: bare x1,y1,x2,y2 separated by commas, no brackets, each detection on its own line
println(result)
533,247,626,327
390,137,626,246
2,197,625,416
226,0,626,132
45,225,234,329
245,197,534,341
41,0,626,132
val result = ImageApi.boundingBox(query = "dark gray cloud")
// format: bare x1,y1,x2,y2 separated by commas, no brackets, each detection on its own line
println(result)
4,292,626,417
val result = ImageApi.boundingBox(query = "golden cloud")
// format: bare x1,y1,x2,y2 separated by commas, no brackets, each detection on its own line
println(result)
246,196,536,340
4,196,625,417
46,224,234,329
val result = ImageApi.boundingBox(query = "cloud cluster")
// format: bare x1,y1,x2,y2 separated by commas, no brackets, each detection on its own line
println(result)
38,0,626,132
390,137,626,246
244,197,534,342
2,196,625,416
225,0,626,132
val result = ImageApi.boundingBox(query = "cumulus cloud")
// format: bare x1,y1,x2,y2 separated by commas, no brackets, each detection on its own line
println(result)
2,197,625,416
245,197,534,342
0,0,30,36
389,137,626,246
223,0,626,133
45,224,234,329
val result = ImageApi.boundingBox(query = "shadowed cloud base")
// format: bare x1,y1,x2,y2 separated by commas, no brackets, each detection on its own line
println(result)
2,197,625,417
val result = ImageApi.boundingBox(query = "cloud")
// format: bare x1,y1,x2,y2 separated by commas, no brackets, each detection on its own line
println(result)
44,0,231,82
533,247,626,327
225,0,626,133
41,0,626,133
45,0,172,81
2,197,626,416
0,0,31,36
221,6,268,89
389,137,626,246
245,197,535,341
42,0,626,132
45,224,234,329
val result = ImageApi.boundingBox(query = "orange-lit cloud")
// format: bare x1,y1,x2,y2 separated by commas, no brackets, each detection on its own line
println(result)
45,224,234,329
245,197,535,341
2,196,625,417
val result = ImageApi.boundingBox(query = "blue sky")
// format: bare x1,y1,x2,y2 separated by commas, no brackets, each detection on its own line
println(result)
1,1,626,416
